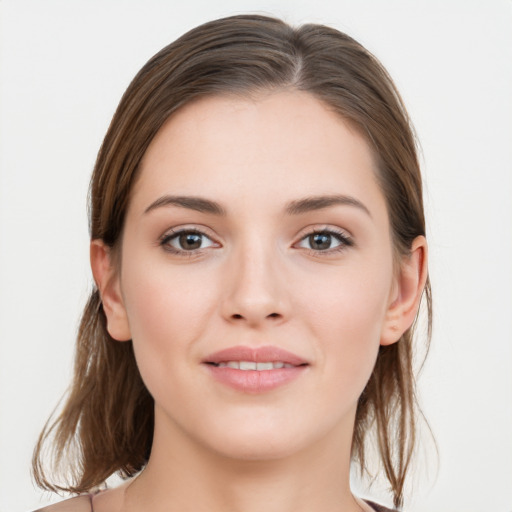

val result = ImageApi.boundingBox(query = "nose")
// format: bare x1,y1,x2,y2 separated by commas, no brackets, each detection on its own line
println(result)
220,241,289,328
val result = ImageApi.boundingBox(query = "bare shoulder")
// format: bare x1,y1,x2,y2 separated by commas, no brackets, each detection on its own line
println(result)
32,495,92,512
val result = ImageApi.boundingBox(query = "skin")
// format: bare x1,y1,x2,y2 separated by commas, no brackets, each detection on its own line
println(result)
90,90,427,512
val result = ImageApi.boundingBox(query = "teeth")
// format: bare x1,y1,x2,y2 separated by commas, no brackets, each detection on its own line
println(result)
216,361,295,370
256,362,273,370
239,361,256,370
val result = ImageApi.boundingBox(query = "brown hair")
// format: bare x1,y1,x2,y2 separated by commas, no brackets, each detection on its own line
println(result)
33,14,432,508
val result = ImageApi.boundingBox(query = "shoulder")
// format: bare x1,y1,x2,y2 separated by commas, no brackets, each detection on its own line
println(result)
32,495,92,512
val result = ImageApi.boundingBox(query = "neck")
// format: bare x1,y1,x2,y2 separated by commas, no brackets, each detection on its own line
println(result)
122,407,364,512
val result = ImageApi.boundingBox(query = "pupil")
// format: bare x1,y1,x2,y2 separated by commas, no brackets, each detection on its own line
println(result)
179,232,202,250
311,233,331,250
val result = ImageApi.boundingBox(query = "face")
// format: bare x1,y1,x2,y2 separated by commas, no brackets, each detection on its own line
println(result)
106,91,402,461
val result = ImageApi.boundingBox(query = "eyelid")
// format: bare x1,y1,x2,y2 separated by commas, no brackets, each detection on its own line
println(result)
293,225,354,254
156,224,353,256
158,225,222,255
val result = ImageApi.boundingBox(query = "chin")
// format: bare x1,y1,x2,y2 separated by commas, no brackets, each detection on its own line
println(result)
196,413,327,463
209,433,304,462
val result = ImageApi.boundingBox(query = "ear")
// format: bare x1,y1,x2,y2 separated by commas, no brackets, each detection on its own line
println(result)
90,240,131,342
380,236,428,346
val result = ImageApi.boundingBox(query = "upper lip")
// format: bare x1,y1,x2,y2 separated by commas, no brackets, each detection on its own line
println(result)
204,345,308,366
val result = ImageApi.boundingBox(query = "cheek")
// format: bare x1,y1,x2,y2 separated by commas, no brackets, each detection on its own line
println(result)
297,259,392,392
300,259,391,339
120,257,219,394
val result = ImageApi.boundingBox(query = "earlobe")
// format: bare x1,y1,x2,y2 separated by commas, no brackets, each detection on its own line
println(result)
380,236,428,346
90,240,132,342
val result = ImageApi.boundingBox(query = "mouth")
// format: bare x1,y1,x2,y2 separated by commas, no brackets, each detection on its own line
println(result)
203,346,309,393
204,345,308,366
207,361,299,370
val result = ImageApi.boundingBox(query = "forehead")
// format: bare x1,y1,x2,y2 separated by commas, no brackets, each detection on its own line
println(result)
132,90,386,218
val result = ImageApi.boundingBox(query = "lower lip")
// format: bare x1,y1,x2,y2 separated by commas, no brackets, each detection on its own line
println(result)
204,365,307,393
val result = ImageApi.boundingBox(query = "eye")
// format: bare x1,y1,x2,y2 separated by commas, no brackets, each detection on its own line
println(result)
296,229,353,252
160,229,217,253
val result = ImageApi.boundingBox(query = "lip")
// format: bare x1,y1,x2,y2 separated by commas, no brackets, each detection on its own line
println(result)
203,345,309,393
204,345,308,366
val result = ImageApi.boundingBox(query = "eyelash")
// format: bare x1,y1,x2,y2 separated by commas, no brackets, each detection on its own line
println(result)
158,227,354,256
296,228,354,255
159,228,218,256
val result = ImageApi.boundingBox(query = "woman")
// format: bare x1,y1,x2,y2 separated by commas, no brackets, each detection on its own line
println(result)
32,14,430,512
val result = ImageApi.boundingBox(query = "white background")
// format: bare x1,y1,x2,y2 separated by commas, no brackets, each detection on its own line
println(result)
1,1,511,511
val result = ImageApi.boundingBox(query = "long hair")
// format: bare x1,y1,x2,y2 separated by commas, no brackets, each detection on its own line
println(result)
33,15,432,509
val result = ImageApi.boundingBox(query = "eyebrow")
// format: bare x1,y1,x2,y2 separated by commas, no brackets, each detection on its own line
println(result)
285,194,371,217
144,195,226,216
144,193,371,218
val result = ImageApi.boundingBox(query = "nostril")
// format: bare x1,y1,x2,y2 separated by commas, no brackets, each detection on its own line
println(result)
230,312,280,320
